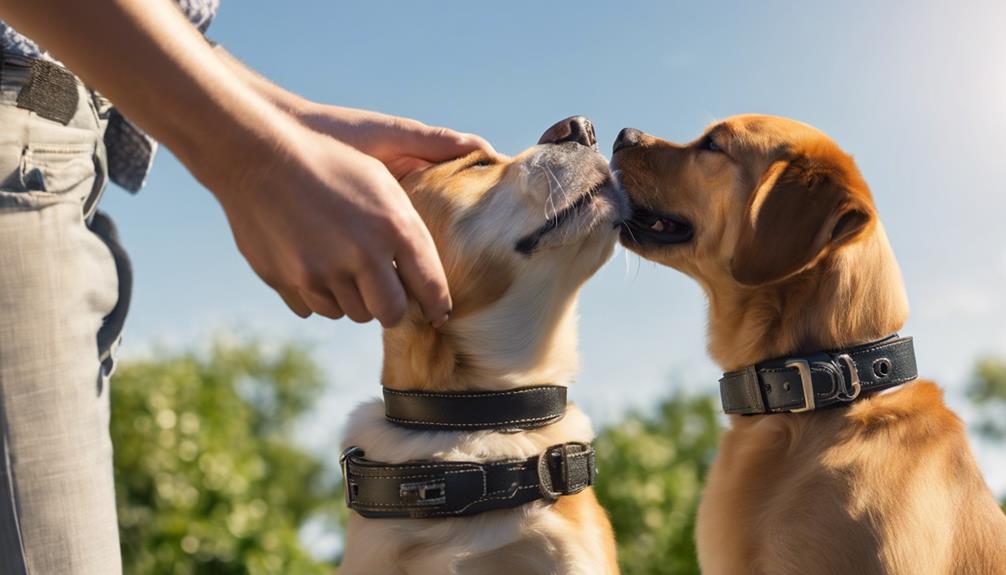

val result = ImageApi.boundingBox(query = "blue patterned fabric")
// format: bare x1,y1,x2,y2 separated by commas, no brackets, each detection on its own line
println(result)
0,0,220,192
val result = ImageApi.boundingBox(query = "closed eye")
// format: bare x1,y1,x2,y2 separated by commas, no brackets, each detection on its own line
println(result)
466,157,497,170
698,134,722,153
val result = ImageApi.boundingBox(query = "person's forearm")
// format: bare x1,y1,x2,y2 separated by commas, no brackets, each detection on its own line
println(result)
0,0,285,190
213,45,311,116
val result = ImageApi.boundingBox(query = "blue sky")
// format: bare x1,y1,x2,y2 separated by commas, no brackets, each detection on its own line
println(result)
102,0,1006,502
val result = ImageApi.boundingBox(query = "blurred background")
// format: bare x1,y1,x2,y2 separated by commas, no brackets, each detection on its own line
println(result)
99,1,1006,573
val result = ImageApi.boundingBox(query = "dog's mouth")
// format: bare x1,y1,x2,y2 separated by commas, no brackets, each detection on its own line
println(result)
515,176,613,255
620,205,694,246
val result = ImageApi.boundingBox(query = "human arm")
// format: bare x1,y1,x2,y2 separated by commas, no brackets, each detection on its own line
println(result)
0,0,488,326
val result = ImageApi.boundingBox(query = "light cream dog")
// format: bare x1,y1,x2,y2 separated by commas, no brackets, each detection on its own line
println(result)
612,114,1006,575
340,117,622,575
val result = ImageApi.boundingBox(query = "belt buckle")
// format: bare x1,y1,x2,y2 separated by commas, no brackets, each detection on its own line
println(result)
785,359,816,413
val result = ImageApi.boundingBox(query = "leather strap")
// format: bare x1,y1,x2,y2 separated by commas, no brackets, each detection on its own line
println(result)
383,385,567,431
720,335,918,415
341,442,596,518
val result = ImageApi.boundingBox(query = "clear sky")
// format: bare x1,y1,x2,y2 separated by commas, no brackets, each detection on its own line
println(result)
102,0,1006,503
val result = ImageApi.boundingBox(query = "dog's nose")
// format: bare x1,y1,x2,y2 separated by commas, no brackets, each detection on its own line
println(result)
538,116,597,149
613,127,645,153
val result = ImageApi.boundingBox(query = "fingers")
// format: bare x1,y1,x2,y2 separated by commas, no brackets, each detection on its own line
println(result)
385,157,433,181
393,221,452,328
396,121,496,163
356,263,409,328
298,288,345,320
277,288,312,318
330,280,374,323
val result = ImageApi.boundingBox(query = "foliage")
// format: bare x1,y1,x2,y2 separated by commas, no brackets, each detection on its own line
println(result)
593,393,722,575
967,357,1006,510
110,344,1005,573
968,357,1006,442
111,341,340,575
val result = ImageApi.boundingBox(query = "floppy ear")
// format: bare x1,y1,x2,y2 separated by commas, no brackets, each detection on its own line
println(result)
730,157,874,286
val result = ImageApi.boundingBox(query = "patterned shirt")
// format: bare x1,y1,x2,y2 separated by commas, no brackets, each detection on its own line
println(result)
0,0,220,192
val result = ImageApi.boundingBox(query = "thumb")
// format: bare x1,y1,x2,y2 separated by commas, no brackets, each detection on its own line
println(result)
399,124,496,163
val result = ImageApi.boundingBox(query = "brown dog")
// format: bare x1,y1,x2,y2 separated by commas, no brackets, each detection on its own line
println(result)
340,117,621,575
611,115,1006,574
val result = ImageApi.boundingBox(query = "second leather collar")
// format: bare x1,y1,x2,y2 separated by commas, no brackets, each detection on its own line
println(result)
382,384,567,431
719,335,918,415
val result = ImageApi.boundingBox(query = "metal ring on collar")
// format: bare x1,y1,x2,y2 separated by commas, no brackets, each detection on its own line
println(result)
834,354,862,402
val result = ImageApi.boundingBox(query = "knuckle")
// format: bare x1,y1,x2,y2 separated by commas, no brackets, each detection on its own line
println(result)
382,299,408,327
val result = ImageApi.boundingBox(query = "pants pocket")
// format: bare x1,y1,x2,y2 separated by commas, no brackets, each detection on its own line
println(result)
87,211,132,365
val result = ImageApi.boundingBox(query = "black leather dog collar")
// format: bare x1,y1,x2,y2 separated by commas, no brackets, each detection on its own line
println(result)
383,385,567,431
719,335,918,415
341,442,596,518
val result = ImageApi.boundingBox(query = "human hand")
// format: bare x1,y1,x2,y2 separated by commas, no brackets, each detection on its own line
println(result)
296,104,494,179
203,116,459,327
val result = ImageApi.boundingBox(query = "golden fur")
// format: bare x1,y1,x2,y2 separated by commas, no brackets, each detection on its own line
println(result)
341,143,623,575
613,114,1006,574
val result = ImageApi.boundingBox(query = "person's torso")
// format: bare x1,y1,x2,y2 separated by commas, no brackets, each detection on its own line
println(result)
0,0,221,193
1,0,219,63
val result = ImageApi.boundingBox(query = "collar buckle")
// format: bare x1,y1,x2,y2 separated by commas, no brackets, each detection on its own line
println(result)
400,479,447,507
785,359,816,413
537,442,596,500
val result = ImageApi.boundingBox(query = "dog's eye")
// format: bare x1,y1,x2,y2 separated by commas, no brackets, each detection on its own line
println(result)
699,135,722,153
467,158,496,169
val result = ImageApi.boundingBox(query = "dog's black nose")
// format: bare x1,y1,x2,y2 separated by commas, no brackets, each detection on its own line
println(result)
613,127,645,153
538,116,597,149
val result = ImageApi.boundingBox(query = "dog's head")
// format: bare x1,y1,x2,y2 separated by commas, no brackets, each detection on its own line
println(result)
386,116,627,389
405,115,626,316
612,114,877,288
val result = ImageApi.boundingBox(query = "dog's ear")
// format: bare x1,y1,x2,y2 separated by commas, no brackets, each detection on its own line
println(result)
730,157,874,286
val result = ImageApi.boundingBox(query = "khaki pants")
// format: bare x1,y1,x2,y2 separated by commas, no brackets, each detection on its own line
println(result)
0,65,129,574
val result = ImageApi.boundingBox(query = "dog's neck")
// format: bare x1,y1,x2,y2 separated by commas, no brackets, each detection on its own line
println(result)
706,225,910,372
380,291,581,393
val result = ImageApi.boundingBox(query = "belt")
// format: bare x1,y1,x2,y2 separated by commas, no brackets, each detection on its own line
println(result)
0,52,80,125
719,335,918,415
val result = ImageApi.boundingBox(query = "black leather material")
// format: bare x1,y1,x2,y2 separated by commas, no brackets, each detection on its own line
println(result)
720,335,918,415
342,442,596,518
383,385,567,431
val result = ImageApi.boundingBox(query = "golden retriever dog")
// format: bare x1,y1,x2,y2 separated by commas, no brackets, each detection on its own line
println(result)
611,114,1006,574
339,117,622,575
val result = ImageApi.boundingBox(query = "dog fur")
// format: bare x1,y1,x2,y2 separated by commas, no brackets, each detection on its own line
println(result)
339,141,624,575
612,114,1006,575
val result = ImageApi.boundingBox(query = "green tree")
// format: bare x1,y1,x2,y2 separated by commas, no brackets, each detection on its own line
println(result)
111,341,340,574
968,357,1006,510
593,393,722,575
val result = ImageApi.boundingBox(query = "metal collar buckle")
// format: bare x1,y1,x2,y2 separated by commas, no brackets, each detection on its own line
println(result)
785,359,816,413
399,479,447,507
537,442,592,500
